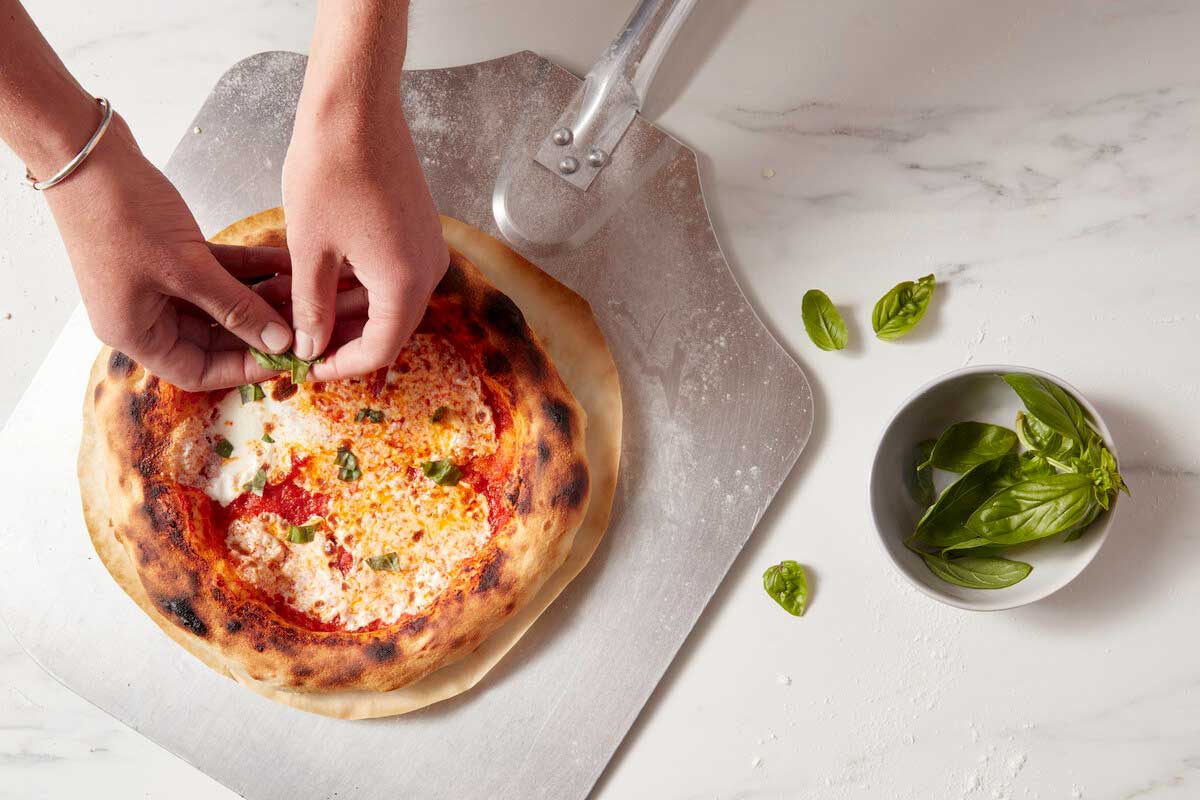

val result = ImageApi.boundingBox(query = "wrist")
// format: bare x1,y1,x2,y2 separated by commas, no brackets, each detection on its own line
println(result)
19,86,106,181
301,0,409,116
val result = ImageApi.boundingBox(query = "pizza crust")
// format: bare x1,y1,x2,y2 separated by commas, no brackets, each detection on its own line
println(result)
80,212,621,718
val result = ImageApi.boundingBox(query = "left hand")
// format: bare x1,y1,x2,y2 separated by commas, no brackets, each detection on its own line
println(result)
281,87,448,381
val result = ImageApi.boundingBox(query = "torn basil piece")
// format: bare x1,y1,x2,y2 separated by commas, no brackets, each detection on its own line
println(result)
213,437,233,459
335,447,361,481
243,467,267,496
366,552,400,571
422,459,462,486
248,347,321,384
287,523,319,544
430,406,449,423
262,430,275,443
238,383,265,404
356,408,385,423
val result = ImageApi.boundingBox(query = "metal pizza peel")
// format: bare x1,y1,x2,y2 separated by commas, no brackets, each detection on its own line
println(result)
0,2,813,798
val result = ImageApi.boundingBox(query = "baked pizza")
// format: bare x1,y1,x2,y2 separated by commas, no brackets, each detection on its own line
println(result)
81,210,620,708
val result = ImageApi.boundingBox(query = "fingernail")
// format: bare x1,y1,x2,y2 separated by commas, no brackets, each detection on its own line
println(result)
260,322,292,353
294,331,315,360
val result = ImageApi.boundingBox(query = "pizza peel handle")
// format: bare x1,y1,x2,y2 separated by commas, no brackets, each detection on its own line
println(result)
492,0,697,253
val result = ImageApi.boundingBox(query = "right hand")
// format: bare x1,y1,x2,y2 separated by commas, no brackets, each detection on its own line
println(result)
43,113,296,391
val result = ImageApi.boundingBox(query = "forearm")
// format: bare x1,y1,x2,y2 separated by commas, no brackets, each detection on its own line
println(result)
302,0,411,116
0,0,107,178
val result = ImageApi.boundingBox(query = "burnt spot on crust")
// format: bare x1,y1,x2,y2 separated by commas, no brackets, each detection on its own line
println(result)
142,498,185,546
93,382,104,403
135,540,158,566
128,390,158,424
108,350,136,377
482,291,529,342
402,616,428,636
225,619,243,634
542,399,574,438
537,439,551,464
160,597,208,637
366,640,397,662
291,664,315,679
433,259,467,296
552,461,589,510
506,476,532,516
474,552,505,594
254,640,267,653
483,350,511,376
270,378,298,402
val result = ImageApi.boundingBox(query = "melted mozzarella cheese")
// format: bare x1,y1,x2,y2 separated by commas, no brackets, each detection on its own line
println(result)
177,333,502,630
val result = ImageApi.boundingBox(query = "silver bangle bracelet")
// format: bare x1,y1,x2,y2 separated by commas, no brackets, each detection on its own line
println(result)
23,97,114,191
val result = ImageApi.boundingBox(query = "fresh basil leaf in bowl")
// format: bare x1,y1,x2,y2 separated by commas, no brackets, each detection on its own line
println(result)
921,554,1032,590
801,289,848,351
966,473,1097,546
910,439,937,507
920,421,1018,473
872,274,935,341
1002,374,1089,444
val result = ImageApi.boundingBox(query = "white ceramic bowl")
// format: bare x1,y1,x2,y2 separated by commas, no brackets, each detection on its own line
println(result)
868,365,1119,611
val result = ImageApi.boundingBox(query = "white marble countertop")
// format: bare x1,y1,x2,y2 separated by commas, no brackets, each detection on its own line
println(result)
3,1,1199,798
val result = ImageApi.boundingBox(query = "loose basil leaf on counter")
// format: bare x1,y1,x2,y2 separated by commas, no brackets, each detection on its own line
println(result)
243,467,267,496
238,383,265,404
422,459,462,486
920,421,1018,473
910,439,937,507
966,473,1096,545
288,523,320,544
921,554,1032,589
872,274,935,341
912,455,1017,548
800,289,848,351
762,560,808,616
1002,374,1089,445
366,553,401,571
431,406,449,423
213,437,234,459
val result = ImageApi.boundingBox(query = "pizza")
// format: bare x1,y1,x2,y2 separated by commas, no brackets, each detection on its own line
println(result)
80,210,621,713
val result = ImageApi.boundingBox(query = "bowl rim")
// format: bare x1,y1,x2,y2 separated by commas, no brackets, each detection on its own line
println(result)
867,363,1119,611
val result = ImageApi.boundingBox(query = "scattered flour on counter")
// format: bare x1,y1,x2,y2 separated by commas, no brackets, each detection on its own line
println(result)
1007,753,1026,776
761,167,776,179
751,755,764,768
777,673,792,686
1071,787,1083,799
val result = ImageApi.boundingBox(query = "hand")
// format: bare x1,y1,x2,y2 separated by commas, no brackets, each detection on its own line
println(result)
44,114,295,391
282,69,448,381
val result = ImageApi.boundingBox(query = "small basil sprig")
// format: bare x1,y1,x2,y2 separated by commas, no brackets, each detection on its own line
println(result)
801,289,848,351
921,554,1032,590
248,347,322,384
762,560,808,616
919,421,1018,473
872,274,935,341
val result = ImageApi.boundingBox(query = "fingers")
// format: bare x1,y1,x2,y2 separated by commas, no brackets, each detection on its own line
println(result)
207,243,292,279
179,260,294,355
310,293,421,382
288,246,342,360
128,306,276,391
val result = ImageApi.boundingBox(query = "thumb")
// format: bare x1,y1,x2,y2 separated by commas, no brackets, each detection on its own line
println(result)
288,245,341,361
184,260,293,354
